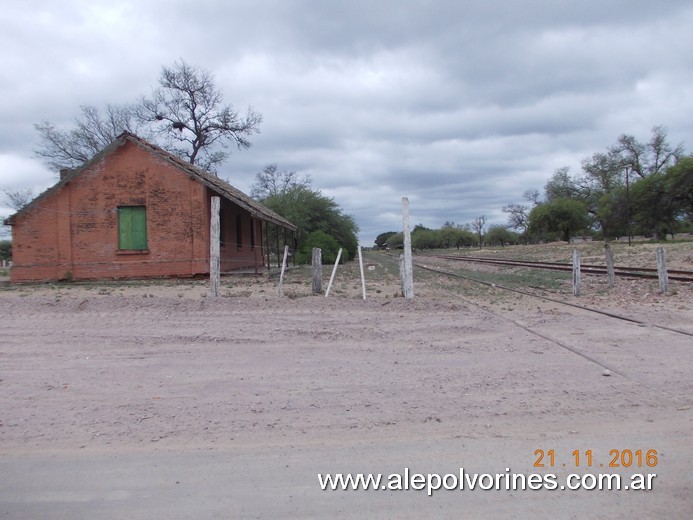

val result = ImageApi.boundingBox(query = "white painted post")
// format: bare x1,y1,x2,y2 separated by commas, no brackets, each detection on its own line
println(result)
656,246,669,294
210,196,220,298
324,248,343,297
401,197,414,299
357,245,366,300
277,245,289,297
604,243,615,288
312,247,322,294
572,249,581,297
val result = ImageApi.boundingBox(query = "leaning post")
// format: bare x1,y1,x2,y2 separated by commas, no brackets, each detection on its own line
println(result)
325,248,343,297
277,245,289,297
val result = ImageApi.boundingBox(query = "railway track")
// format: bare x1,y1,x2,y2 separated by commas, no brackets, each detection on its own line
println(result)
396,255,693,338
430,254,693,282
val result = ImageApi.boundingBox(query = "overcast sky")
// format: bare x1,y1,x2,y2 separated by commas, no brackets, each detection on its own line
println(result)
1,0,692,244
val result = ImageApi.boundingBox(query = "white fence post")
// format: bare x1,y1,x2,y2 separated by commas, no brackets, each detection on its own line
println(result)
324,248,343,297
401,197,414,299
277,245,289,296
358,245,366,300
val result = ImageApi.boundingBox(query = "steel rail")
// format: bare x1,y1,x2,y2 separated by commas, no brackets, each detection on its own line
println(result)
430,255,693,282
409,257,693,338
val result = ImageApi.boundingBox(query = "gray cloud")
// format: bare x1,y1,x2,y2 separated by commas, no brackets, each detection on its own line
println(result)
1,0,692,244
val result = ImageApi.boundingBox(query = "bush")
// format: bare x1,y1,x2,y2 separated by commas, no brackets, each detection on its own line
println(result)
294,230,342,264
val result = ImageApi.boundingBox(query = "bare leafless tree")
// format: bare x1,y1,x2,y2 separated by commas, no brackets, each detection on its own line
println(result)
470,215,486,248
3,188,34,211
34,60,261,176
523,188,541,206
137,60,262,174
502,203,530,235
34,104,144,171
250,164,312,200
610,125,684,178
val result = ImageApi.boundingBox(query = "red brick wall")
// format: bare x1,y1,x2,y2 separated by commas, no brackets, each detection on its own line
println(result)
10,140,265,282
218,197,265,272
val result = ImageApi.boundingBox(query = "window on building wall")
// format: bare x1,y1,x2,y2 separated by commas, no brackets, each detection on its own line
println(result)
250,218,255,250
118,206,147,250
236,215,243,249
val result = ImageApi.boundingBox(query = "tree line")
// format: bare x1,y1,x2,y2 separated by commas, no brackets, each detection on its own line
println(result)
376,126,692,249
375,219,518,251
522,126,691,243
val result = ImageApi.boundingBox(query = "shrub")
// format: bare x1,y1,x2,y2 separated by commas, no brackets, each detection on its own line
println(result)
294,230,342,264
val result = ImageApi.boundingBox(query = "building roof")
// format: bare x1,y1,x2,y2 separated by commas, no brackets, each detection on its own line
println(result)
5,132,297,231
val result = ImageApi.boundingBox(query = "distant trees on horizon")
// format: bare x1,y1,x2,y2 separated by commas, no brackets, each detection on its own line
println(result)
374,126,693,249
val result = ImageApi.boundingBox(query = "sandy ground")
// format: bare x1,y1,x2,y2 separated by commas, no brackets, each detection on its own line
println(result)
0,249,691,519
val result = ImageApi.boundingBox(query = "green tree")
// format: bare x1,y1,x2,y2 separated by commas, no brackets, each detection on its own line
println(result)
0,240,11,261
579,151,627,240
629,174,677,239
295,230,342,264
438,226,461,248
544,167,581,201
664,157,693,221
374,231,397,248
485,225,518,247
257,181,358,261
386,232,404,249
528,199,590,242
411,227,439,250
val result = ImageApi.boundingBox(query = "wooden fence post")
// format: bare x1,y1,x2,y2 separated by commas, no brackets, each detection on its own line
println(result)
209,196,220,298
312,248,322,294
604,243,615,288
324,248,343,297
401,197,414,299
656,246,669,293
399,254,405,296
572,249,581,297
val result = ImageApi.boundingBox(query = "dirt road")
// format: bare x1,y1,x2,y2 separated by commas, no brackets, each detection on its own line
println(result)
1,254,691,518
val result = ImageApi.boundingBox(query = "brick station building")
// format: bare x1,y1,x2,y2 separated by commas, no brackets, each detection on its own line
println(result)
4,132,296,282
